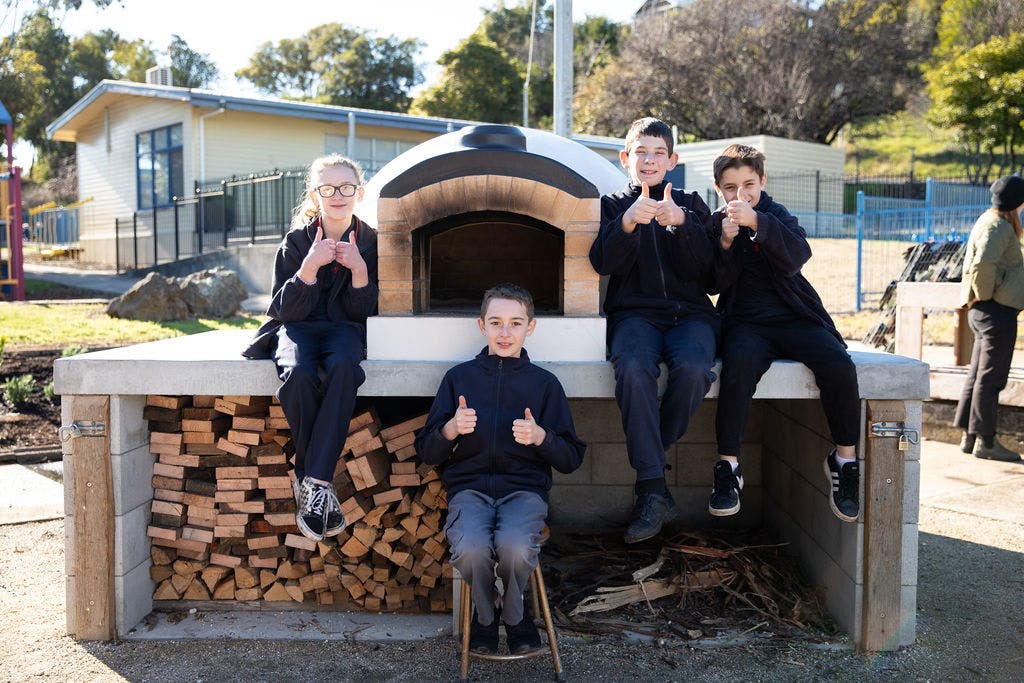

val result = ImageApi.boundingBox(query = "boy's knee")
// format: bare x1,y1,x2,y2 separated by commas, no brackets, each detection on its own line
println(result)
614,353,659,382
494,539,536,570
667,359,713,387
448,540,493,571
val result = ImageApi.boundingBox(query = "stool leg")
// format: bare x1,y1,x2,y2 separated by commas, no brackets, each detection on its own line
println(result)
532,566,565,681
460,579,472,681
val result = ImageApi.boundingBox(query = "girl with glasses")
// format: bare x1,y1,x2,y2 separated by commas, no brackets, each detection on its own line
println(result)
244,154,379,539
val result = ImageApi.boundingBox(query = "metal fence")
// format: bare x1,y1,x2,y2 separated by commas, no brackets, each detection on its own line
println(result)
24,198,92,258
115,168,306,272
706,174,989,312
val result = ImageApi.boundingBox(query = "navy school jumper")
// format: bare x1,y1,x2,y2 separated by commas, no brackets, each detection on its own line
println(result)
589,181,720,484
415,347,586,503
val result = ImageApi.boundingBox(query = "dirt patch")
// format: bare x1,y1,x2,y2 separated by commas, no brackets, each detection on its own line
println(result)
0,348,62,451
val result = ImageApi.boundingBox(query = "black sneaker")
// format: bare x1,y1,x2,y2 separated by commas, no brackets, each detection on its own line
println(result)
824,451,859,522
293,477,330,541
623,490,679,544
708,460,743,517
506,611,542,654
469,612,499,655
323,485,346,537
972,436,1022,462
959,432,976,454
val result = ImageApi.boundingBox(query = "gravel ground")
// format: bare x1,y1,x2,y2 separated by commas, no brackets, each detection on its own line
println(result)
2,497,1022,682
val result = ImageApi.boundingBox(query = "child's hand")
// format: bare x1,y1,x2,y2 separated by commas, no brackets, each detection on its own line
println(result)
654,182,686,227
725,187,757,230
333,232,366,278
622,182,659,233
720,216,740,249
443,395,477,440
299,225,336,282
512,407,546,446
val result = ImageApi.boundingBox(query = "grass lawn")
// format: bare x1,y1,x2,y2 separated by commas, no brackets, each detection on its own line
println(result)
0,302,262,349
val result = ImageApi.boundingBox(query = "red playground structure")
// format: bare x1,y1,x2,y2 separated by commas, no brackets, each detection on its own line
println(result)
1,99,25,301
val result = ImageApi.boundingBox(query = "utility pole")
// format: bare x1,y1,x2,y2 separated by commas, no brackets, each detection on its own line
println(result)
553,0,573,138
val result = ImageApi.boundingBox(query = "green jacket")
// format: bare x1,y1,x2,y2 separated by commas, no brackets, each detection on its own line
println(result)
961,210,1024,310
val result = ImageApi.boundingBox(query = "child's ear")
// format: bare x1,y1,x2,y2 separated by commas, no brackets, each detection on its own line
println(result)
477,318,486,336
666,152,679,170
526,318,536,336
619,149,629,168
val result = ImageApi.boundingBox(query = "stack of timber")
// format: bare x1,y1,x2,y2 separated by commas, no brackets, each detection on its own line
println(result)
145,395,452,612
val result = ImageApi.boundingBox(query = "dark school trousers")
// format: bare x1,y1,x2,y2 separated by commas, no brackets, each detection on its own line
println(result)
609,315,718,482
444,489,548,627
272,319,366,482
954,300,1019,438
716,319,860,457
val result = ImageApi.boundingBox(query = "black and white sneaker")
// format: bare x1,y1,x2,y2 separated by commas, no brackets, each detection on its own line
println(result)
323,485,346,537
824,451,859,522
708,460,743,516
293,477,333,541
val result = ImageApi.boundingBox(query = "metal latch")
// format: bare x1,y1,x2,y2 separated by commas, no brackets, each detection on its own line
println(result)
58,421,107,442
870,421,919,451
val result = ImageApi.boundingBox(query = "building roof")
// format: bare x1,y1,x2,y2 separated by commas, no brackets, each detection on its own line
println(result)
45,79,624,150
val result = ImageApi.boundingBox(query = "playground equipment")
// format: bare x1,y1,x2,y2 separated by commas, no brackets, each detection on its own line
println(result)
26,197,90,258
1,99,25,301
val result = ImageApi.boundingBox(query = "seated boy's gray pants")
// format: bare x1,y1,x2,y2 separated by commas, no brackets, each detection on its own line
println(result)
444,489,548,627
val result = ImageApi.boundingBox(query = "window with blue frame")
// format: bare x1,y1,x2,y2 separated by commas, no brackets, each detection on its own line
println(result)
136,123,183,209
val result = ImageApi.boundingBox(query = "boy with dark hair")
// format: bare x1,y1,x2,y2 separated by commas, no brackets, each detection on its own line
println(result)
707,144,860,522
589,117,719,543
415,283,586,655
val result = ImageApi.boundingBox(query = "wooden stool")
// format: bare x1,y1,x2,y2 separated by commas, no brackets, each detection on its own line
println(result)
458,561,564,681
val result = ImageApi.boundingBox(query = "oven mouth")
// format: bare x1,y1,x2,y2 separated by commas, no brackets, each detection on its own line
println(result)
413,210,564,316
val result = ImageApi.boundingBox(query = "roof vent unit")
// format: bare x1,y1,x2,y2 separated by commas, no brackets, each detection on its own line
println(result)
146,66,173,86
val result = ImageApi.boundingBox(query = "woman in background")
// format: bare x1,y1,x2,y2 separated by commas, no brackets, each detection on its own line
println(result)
955,174,1024,462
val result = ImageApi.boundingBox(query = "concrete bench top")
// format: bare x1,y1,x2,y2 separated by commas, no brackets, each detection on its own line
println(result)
53,330,929,400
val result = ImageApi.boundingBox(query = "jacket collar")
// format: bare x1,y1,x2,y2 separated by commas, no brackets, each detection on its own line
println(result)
474,346,532,371
303,215,365,248
626,181,668,201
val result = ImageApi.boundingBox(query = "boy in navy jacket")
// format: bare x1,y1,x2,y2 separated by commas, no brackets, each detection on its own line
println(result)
707,144,860,523
589,118,719,544
415,284,586,655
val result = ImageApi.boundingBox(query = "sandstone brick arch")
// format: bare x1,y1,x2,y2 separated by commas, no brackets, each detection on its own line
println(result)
375,173,600,315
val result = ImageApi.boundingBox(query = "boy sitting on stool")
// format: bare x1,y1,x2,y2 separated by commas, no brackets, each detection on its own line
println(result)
415,284,587,655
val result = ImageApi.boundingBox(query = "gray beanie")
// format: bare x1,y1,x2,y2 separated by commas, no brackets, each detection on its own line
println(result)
990,175,1024,212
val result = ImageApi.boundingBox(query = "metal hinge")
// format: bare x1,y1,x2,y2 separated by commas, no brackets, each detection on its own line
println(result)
870,421,919,451
58,421,107,442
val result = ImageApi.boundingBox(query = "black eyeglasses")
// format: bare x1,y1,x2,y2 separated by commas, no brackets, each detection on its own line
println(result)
316,183,361,198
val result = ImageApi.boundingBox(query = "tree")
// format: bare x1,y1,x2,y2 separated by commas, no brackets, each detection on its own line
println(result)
927,32,1024,182
169,34,217,88
575,0,927,143
410,33,523,123
236,23,422,111
934,0,1024,60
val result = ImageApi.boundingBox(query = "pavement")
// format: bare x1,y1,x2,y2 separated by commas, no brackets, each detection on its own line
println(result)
2,437,1021,643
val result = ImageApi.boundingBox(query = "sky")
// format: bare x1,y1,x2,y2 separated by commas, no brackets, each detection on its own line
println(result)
9,0,638,165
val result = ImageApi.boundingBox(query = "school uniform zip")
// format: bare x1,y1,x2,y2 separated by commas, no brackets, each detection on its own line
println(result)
490,358,504,474
649,223,668,299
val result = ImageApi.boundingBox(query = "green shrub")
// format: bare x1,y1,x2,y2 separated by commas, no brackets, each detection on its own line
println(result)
61,344,88,357
43,381,57,403
3,374,37,407
0,335,6,369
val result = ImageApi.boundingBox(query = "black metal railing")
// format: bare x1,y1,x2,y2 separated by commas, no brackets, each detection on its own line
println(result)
115,168,306,272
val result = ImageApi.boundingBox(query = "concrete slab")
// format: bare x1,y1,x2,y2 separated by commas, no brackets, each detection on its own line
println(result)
0,464,64,524
126,609,450,642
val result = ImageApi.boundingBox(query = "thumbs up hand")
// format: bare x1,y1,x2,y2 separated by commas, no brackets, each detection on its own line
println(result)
726,186,757,230
622,182,659,233
654,182,686,228
443,395,477,440
512,407,546,446
335,229,367,271
299,224,336,282
720,216,740,249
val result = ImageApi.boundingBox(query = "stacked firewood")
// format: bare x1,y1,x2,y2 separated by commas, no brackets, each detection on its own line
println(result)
144,395,452,612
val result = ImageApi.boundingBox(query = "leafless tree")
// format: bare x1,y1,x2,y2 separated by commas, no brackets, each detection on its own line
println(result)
576,0,926,144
